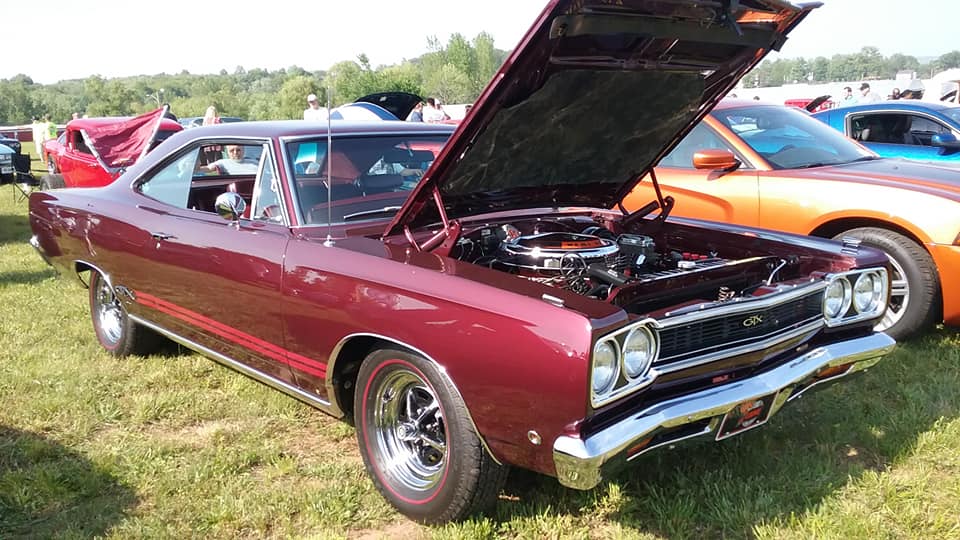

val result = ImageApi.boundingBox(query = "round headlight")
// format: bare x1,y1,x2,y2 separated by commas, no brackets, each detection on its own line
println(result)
823,277,852,319
622,326,657,379
853,272,882,314
592,340,620,395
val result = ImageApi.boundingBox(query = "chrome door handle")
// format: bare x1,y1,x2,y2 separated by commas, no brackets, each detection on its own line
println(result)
150,232,176,240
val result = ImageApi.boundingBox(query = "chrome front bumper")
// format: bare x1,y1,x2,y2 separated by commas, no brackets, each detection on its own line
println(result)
553,332,895,490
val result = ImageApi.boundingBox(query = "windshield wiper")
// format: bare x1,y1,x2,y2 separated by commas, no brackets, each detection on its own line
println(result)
343,206,402,221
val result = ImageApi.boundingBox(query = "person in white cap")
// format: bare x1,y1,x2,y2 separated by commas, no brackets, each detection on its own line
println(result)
303,93,329,121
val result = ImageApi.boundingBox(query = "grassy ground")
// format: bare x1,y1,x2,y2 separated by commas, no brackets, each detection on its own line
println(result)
1,175,959,539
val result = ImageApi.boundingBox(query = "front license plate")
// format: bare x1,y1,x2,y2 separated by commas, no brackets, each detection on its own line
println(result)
716,393,777,440
1,166,13,174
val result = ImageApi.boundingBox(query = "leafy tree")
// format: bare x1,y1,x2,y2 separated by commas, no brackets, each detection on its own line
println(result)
278,75,323,120
936,50,960,70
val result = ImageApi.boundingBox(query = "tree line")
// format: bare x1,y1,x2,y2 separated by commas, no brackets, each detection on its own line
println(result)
747,47,960,88
0,33,508,125
2,40,959,126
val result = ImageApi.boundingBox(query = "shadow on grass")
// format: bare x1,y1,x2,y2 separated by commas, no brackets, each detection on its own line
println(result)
0,426,137,539
488,329,960,537
0,210,31,246
0,269,57,287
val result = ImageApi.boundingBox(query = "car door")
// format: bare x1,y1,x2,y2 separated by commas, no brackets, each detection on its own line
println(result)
105,140,296,385
60,128,107,186
849,111,960,164
636,121,760,226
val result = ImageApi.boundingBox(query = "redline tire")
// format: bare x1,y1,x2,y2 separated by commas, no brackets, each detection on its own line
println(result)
355,349,507,524
89,271,163,357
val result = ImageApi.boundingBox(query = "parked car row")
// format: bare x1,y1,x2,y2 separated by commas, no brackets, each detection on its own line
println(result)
0,132,33,185
28,0,904,524
628,100,960,341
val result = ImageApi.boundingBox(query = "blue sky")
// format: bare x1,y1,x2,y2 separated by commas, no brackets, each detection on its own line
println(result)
4,0,957,84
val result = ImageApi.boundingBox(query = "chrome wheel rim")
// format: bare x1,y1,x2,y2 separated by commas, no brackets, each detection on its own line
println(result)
372,368,446,493
876,255,908,333
95,278,124,345
47,159,56,175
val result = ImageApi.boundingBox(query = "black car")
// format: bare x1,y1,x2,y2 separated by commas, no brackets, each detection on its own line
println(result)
0,133,32,185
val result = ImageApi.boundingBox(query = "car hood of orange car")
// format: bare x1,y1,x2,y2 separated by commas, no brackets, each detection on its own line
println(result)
387,0,821,235
799,158,960,203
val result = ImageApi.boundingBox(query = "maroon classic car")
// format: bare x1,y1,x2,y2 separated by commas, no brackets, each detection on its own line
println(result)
29,0,894,525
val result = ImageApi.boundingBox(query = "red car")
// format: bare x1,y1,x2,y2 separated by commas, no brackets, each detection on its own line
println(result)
28,0,894,524
41,114,182,190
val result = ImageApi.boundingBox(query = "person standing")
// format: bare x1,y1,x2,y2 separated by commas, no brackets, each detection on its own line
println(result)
839,86,856,107
31,117,47,163
304,94,329,121
40,115,57,163
405,101,424,122
202,105,221,126
422,98,450,123
858,83,881,104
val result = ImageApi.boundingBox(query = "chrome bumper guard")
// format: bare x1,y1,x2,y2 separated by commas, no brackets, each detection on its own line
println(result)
553,333,895,490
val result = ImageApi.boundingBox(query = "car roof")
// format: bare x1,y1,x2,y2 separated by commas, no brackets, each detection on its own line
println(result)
169,119,456,139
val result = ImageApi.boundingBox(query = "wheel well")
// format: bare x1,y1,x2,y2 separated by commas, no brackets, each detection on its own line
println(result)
331,335,415,419
73,262,94,288
809,218,926,250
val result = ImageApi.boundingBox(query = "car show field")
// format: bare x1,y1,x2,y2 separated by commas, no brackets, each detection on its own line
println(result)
1,190,959,537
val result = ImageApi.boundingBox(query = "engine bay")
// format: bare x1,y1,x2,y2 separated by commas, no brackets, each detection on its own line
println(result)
451,215,806,316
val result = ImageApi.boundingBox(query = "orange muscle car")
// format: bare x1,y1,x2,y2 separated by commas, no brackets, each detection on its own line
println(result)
625,99,960,340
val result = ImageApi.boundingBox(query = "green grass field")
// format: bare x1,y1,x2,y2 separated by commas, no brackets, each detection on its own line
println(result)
1,168,959,539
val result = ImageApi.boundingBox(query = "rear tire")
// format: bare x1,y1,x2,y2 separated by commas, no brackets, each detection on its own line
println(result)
89,271,163,357
355,348,508,524
834,227,940,340
39,173,65,190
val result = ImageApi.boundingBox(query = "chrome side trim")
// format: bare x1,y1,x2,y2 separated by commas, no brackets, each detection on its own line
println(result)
73,259,110,290
129,314,338,416
554,332,895,490
325,332,503,466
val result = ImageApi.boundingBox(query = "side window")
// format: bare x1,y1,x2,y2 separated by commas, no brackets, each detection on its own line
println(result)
659,123,737,169
252,155,284,223
852,113,917,145
138,148,199,209
909,116,950,146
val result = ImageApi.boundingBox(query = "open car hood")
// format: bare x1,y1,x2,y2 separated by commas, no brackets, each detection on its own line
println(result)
387,0,819,236
354,92,424,121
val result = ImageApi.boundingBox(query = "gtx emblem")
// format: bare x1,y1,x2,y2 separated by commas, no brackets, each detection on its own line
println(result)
742,314,764,327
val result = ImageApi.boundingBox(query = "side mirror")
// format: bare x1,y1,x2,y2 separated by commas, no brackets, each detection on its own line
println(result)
215,191,246,222
692,149,741,171
931,133,960,149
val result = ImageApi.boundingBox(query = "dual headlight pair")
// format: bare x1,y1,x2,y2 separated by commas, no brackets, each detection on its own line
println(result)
591,324,658,407
822,269,888,325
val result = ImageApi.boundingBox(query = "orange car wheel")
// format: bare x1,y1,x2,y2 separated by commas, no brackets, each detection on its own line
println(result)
835,228,940,340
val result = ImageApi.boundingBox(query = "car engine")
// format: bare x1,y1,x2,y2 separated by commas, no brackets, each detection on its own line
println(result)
452,216,801,315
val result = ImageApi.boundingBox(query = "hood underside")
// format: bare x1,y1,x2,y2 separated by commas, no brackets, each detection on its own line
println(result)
387,0,819,236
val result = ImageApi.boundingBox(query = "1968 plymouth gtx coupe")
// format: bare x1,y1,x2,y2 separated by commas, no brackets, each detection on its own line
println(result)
29,0,894,524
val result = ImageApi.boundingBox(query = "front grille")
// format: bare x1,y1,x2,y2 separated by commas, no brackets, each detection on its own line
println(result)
657,291,823,365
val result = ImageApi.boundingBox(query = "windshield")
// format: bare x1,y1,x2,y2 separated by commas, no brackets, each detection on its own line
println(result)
941,107,960,124
285,134,449,225
712,105,874,169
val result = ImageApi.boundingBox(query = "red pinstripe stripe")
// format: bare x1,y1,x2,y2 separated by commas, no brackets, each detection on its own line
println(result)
136,291,327,378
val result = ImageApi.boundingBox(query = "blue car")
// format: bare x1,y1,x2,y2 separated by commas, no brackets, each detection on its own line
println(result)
812,101,960,165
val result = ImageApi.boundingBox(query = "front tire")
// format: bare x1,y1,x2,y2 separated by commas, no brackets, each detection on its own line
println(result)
355,349,508,524
90,271,163,357
47,157,58,175
39,173,65,190
834,228,940,340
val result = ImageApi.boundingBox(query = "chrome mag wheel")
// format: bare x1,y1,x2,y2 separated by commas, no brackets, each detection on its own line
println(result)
877,254,908,333
372,368,447,493
94,277,124,346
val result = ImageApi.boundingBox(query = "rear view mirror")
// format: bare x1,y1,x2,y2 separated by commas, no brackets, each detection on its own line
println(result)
692,149,741,171
931,133,960,149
